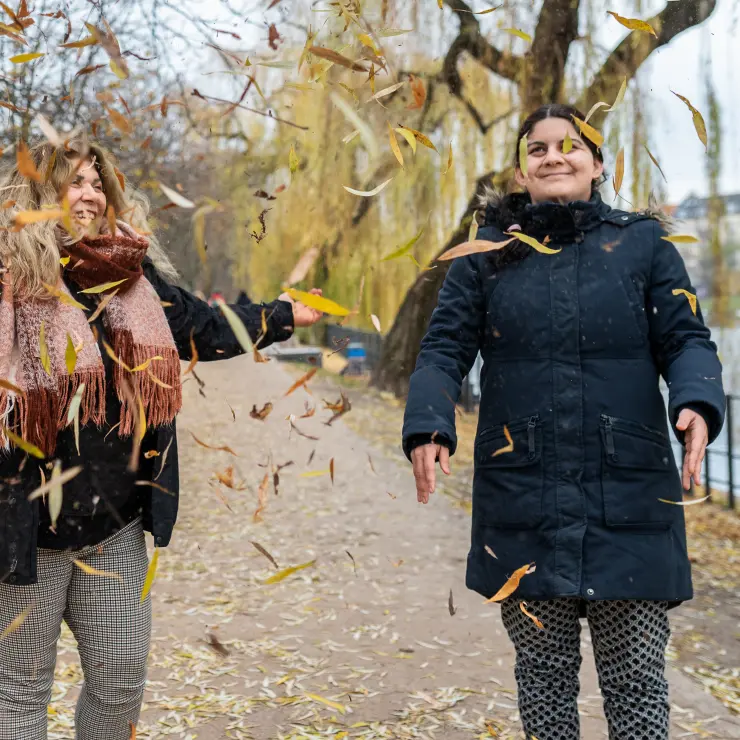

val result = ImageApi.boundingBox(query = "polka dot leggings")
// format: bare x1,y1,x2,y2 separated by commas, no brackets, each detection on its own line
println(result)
501,599,670,740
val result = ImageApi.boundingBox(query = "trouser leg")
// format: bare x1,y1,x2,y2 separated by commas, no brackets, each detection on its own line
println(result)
0,550,72,740
587,600,670,740
501,597,583,740
63,519,152,740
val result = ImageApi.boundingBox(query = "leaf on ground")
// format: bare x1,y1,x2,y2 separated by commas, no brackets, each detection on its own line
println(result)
189,432,238,456
250,402,273,420
73,559,122,580
140,548,159,602
251,541,279,569
304,692,346,714
492,424,514,457
263,559,316,585
346,550,357,575
672,288,697,315
484,562,534,603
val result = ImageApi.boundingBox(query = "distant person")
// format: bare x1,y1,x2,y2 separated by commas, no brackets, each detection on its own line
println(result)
236,289,252,306
0,137,323,739
403,104,725,740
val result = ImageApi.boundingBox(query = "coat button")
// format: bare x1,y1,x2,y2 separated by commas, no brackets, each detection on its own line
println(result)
587,588,595,596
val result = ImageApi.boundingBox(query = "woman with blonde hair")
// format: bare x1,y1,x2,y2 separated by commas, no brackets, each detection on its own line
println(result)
0,138,322,739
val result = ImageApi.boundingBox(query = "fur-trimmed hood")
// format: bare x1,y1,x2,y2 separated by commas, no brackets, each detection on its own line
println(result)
476,185,675,232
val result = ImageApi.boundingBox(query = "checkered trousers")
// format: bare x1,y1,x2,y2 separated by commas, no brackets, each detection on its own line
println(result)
0,517,152,740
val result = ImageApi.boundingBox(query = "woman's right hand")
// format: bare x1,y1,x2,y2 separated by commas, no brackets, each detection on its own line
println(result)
411,443,451,504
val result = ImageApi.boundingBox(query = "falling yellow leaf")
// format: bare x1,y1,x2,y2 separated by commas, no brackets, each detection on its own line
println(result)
284,367,318,396
387,122,404,168
519,601,544,629
87,290,118,324
214,299,254,353
571,116,604,148
396,124,437,152
159,183,195,209
285,288,350,317
80,278,128,294
65,334,77,375
308,45,367,72
394,126,417,153
73,559,122,580
0,378,24,396
106,106,132,135
443,141,453,174
1,426,44,458
16,140,41,182
60,34,98,49
300,469,331,478
381,227,425,261
644,144,667,183
369,81,406,103
611,77,628,111
140,548,160,602
613,148,624,198
437,238,515,261
66,383,85,426
672,288,697,315
671,92,708,151
518,133,528,176
0,603,34,642
492,424,514,457
109,58,127,79
370,314,382,333
661,234,699,244
289,143,299,175
503,28,532,43
10,51,44,64
562,131,573,154
484,562,534,603
606,11,657,37
137,395,147,442
42,282,88,311
304,692,346,714
39,320,51,376
189,431,239,456
658,495,709,506
27,465,81,502
584,101,610,124
509,231,561,254
13,208,64,230
437,0,443,7
484,544,497,559
343,177,394,197
263,559,316,585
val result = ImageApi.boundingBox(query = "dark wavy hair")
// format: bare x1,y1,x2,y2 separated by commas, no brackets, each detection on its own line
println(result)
483,103,607,272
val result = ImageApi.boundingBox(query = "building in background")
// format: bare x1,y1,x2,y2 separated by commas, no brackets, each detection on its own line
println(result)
671,192,740,300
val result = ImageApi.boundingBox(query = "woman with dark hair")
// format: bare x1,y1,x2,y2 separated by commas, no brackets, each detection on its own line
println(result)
403,104,725,739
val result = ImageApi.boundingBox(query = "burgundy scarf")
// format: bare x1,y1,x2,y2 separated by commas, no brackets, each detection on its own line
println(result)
0,224,182,456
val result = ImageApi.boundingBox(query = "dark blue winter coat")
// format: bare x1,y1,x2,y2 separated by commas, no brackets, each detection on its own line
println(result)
402,192,725,604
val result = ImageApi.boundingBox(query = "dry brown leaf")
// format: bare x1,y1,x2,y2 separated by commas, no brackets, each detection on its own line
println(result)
519,601,544,629
189,432,238,456
438,238,514,261
284,368,317,396
484,562,534,603
251,541,279,569
492,425,514,457
253,472,270,522
250,402,273,420
308,45,367,72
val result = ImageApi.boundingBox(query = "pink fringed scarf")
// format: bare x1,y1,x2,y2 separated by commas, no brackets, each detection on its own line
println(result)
0,223,182,457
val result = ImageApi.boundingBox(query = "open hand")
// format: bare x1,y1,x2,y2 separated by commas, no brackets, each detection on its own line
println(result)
411,442,451,504
676,408,708,490
279,288,324,328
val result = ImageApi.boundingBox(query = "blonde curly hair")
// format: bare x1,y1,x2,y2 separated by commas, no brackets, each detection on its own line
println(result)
0,137,178,299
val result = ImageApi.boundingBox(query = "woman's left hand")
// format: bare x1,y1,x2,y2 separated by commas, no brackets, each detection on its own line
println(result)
279,288,324,328
676,408,708,490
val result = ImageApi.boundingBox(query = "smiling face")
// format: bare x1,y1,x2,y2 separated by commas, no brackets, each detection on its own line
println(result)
514,117,604,205
66,157,107,232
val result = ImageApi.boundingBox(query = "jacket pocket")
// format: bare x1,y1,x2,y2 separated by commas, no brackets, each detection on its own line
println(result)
600,414,680,529
473,415,543,529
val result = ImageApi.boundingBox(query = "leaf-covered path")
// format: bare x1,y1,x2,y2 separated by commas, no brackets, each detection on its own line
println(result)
49,357,739,739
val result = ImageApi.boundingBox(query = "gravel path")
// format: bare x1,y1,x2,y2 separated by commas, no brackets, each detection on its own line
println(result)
47,356,739,739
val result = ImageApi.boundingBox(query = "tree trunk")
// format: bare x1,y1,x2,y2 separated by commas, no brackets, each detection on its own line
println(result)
371,171,496,395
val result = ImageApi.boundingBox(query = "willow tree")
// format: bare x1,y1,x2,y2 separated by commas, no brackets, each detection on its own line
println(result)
372,0,719,396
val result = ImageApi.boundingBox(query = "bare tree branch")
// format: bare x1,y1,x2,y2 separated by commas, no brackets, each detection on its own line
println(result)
579,0,718,110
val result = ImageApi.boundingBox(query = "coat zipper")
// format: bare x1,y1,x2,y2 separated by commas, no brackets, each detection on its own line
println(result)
601,414,616,456
527,416,537,459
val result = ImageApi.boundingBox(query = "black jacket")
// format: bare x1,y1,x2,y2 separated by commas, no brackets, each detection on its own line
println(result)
0,259,294,585
402,192,725,604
